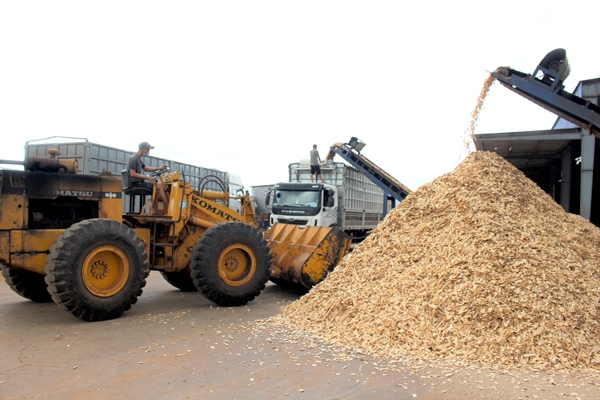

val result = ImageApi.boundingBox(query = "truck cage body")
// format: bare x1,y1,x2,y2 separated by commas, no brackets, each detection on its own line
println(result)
287,162,385,230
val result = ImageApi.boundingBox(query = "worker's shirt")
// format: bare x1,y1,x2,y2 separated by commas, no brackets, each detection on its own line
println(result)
128,153,145,183
310,149,320,166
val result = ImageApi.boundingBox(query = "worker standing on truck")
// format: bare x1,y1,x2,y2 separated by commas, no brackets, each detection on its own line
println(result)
310,144,326,184
128,142,169,214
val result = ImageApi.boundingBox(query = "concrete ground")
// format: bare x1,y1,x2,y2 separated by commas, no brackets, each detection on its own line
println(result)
1,272,599,400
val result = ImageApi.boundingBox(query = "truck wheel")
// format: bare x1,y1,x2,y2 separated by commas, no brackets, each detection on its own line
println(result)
190,222,271,307
44,219,149,322
161,268,198,292
1,266,53,303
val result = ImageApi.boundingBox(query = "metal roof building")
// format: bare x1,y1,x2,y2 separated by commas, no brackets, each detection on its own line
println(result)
473,77,600,227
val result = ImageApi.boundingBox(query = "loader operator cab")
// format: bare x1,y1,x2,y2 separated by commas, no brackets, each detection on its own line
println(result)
121,168,161,214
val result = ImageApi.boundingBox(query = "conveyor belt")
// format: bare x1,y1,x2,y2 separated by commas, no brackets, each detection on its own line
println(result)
330,143,411,202
492,67,600,139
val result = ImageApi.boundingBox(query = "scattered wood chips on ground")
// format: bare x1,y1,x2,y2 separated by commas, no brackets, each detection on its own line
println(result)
262,151,600,372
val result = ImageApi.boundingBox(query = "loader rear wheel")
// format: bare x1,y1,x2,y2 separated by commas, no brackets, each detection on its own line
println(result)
190,222,271,307
161,268,198,292
44,219,149,322
1,265,53,303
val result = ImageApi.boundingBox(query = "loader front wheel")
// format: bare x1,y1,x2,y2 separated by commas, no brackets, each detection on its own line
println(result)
190,222,271,307
45,219,149,321
161,268,198,292
1,265,53,303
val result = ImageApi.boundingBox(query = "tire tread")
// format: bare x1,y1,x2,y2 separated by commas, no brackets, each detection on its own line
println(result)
44,219,149,321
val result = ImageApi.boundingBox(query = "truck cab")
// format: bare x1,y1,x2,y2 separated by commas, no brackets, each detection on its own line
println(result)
268,159,388,241
267,182,338,228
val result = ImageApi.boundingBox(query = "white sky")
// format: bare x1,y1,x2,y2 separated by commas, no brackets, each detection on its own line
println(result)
1,1,598,190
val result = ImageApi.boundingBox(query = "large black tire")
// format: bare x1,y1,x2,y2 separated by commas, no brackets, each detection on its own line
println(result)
190,222,271,307
1,265,53,303
161,268,198,292
44,219,149,322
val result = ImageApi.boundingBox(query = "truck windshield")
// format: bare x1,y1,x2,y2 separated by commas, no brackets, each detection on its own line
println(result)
273,190,320,208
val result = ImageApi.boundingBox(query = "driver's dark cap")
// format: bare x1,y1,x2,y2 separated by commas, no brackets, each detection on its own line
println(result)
139,142,155,150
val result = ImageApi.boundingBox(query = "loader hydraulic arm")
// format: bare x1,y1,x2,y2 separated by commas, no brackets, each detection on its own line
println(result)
189,193,248,224
157,171,257,228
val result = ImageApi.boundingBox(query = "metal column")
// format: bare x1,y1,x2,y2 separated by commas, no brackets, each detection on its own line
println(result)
560,142,572,213
580,133,595,220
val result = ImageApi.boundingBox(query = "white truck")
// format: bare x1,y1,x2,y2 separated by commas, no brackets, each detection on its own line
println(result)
267,138,412,243
268,161,385,242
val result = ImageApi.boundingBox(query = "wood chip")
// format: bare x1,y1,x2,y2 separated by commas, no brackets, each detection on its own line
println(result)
460,72,497,159
265,151,600,372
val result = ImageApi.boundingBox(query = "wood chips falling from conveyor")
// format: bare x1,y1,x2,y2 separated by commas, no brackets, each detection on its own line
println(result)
460,72,498,161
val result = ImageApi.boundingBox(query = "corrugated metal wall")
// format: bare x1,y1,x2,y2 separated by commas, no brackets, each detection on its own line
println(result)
25,138,229,212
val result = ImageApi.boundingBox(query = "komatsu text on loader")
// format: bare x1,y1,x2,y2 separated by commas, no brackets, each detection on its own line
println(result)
0,151,350,321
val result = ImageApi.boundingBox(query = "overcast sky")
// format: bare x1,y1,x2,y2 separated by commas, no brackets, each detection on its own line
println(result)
1,1,598,190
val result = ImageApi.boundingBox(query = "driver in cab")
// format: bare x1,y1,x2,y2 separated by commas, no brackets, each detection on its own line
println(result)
128,141,169,214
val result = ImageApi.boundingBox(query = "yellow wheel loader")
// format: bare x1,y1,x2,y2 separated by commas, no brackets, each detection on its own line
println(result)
0,152,350,321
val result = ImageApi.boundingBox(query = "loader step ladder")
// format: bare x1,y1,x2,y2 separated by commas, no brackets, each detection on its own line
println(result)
149,218,178,270
330,141,411,203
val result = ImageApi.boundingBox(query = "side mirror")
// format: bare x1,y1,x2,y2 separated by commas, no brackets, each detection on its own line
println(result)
327,196,334,207
265,189,272,206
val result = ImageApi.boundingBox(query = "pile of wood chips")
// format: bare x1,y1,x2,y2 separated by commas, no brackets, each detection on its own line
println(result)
266,151,600,371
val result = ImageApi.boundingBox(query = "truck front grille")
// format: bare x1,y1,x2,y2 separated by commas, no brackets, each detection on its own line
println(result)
276,218,307,226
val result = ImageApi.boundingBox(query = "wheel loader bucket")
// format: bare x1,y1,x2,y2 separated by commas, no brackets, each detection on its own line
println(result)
265,223,352,289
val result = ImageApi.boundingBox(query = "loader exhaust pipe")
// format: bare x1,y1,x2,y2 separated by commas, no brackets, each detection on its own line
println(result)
0,148,79,174
0,157,76,173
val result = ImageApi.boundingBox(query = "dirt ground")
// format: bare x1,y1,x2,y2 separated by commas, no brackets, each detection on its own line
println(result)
1,272,599,400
